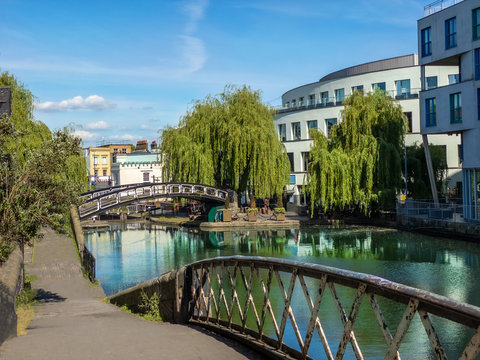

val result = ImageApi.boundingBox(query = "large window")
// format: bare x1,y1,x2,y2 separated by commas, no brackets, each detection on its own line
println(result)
308,94,315,106
450,92,462,123
335,88,344,104
103,169,107,176
320,91,329,105
352,85,363,93
372,82,386,92
325,118,337,137
278,124,286,141
287,153,294,172
143,172,150,182
292,122,301,140
301,152,309,172
445,17,456,49
93,156,98,165
475,48,480,80
421,27,432,56
425,98,436,127
425,76,438,90
102,156,107,165
449,74,460,84
396,79,411,97
404,112,413,133
299,97,304,106
473,8,480,40
121,148,127,154
291,99,296,107
307,120,317,138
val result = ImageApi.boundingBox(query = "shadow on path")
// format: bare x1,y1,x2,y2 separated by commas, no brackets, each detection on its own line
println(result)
35,289,66,303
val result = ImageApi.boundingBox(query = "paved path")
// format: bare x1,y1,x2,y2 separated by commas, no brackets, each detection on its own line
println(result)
0,227,264,360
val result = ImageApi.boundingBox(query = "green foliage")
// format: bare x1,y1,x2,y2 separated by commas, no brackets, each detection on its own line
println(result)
139,291,162,321
404,144,447,198
160,85,290,199
274,207,285,214
0,72,88,256
0,240,14,263
16,275,37,306
307,91,406,215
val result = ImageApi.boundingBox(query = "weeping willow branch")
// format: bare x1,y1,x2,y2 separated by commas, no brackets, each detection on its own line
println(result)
160,85,290,198
307,91,406,215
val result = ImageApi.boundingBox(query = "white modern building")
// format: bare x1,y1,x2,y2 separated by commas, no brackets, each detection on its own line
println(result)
418,0,480,220
274,54,462,205
111,152,162,186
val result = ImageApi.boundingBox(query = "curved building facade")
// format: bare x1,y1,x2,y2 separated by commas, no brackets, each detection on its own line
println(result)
274,54,461,205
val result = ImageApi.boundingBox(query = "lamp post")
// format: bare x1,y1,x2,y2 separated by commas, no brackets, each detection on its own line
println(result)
404,144,408,198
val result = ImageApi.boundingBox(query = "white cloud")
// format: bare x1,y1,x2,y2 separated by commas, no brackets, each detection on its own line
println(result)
36,95,116,112
178,35,207,73
183,0,209,34
85,121,110,130
72,130,99,141
109,134,138,141
140,124,157,130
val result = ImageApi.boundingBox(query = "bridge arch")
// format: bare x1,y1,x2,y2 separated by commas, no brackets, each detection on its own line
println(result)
78,182,228,220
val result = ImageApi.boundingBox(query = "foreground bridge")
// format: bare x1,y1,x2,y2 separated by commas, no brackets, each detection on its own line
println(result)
78,182,228,220
110,256,480,360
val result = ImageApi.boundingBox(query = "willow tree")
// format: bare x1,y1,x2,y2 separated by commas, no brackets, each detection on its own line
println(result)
160,85,290,200
307,90,406,215
0,71,87,261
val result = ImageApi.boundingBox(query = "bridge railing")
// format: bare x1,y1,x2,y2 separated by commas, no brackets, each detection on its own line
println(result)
188,256,480,360
78,182,228,219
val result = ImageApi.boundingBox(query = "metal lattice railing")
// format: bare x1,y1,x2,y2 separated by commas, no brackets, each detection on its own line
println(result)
188,256,480,360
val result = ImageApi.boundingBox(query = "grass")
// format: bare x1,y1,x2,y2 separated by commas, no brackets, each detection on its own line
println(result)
16,274,38,336
115,292,162,322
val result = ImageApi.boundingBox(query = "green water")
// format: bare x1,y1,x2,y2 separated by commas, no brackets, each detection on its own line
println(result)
84,223,480,359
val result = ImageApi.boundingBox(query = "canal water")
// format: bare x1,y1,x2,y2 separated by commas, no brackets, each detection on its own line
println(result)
84,223,480,359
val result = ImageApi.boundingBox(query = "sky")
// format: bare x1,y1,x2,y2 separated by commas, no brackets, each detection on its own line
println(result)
1,0,428,147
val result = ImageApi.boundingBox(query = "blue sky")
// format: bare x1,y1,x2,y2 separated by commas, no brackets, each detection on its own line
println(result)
1,0,427,147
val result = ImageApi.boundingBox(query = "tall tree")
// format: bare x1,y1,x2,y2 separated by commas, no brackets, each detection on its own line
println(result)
307,91,406,214
160,85,290,199
0,72,87,261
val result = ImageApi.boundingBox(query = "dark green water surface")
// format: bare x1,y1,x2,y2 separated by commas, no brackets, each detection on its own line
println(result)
84,224,480,359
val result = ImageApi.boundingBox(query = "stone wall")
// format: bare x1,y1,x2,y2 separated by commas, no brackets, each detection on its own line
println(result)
108,267,190,323
0,243,24,345
70,204,85,253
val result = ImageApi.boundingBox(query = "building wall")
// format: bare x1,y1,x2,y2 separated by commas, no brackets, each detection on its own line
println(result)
275,57,462,201
111,153,162,186
87,147,112,178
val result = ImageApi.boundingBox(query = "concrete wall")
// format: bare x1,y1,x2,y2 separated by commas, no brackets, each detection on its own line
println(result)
0,243,24,346
108,267,189,323
70,205,85,253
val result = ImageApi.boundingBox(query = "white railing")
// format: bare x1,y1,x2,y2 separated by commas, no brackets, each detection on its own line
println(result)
424,0,463,16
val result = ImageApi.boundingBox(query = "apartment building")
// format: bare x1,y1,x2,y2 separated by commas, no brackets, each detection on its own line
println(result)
274,54,461,205
418,0,480,220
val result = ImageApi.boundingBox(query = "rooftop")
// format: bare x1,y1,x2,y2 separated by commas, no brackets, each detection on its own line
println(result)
423,0,464,17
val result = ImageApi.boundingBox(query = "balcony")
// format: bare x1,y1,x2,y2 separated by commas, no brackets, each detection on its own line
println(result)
423,0,463,17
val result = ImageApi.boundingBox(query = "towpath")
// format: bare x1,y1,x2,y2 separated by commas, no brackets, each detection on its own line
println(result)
0,227,263,360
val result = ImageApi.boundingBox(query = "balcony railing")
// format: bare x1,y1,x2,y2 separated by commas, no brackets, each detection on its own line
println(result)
424,0,464,16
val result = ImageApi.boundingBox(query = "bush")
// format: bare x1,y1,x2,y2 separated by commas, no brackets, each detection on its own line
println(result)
0,241,15,263
274,207,286,214
139,291,162,321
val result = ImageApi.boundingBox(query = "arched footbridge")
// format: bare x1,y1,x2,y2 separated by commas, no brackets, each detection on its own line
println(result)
78,182,228,220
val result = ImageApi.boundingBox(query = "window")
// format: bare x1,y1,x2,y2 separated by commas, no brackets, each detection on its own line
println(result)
308,94,315,106
93,156,98,165
404,112,413,133
121,148,127,154
445,17,456,49
425,98,436,127
458,144,463,165
475,48,480,80
94,170,98,176
292,122,301,140
287,153,294,172
335,88,344,104
278,124,286,141
450,92,462,123
285,101,290,108
478,88,480,120
320,91,329,105
289,174,296,184
301,152,309,172
421,27,432,56
113,148,118,153
352,85,363,93
425,76,438,90
307,120,317,138
325,118,337,137
473,8,480,40
143,172,150,182
299,97,304,106
372,82,386,92
448,74,460,84
102,156,107,165
103,169,107,176
292,99,297,107
396,79,411,97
